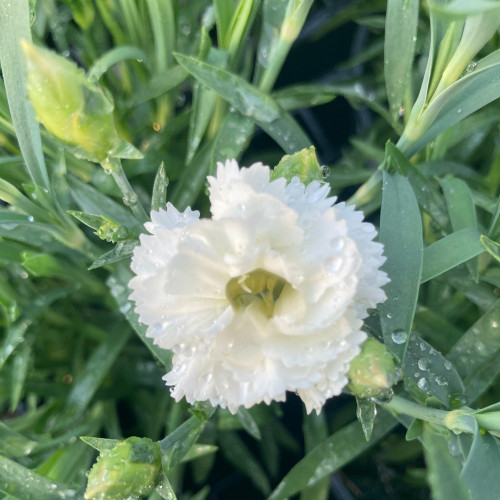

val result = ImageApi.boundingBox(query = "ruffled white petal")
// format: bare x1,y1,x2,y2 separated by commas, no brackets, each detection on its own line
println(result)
129,159,388,414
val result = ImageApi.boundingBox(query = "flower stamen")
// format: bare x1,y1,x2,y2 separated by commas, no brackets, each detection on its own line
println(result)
225,268,289,318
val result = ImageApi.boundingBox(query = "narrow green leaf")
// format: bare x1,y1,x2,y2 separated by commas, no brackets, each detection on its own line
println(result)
9,342,31,411
0,422,37,457
174,53,311,154
108,269,172,368
421,228,484,283
402,334,464,406
235,408,261,440
88,241,137,270
126,65,188,107
67,175,143,233
273,84,336,110
461,425,500,500
146,0,175,71
379,166,423,362
160,411,214,469
439,176,477,231
404,50,500,156
0,286,73,369
423,425,472,500
88,45,147,82
268,411,398,500
211,110,254,172
0,0,49,190
151,162,168,212
214,0,235,46
0,455,79,500
384,0,419,120
219,431,270,496
66,325,131,414
300,412,329,500
447,299,500,402
186,48,228,164
480,234,500,262
155,474,177,500
430,0,500,16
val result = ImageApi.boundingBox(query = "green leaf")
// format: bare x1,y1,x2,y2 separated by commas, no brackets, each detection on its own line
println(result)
219,431,270,496
402,334,464,406
429,0,500,16
214,0,235,46
9,342,30,410
21,252,71,279
273,84,337,110
423,425,472,500
355,398,377,441
0,421,37,457
186,48,228,164
268,411,398,500
88,45,147,82
0,286,74,369
0,0,49,190
66,325,131,414
160,411,213,469
461,425,500,500
439,176,477,231
108,270,172,368
270,147,323,185
146,0,175,72
235,408,261,440
151,162,168,212
211,110,254,172
67,175,143,233
420,228,484,283
0,455,79,499
155,474,177,500
384,0,419,120
173,53,311,154
126,65,188,107
480,234,500,262
447,299,500,402
403,48,500,156
379,151,423,362
88,240,137,270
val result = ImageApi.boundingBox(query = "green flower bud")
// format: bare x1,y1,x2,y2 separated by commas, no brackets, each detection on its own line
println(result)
21,41,125,162
85,436,162,500
348,338,397,399
270,146,324,185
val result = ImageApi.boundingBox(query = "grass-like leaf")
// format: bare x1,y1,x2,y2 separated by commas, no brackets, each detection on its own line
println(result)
379,166,423,362
173,53,311,154
384,0,419,120
0,0,50,190
268,411,397,500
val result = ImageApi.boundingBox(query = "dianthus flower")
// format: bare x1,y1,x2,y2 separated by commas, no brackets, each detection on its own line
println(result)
129,160,388,413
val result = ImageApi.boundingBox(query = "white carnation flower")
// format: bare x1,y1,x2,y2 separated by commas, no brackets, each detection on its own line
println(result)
129,160,389,414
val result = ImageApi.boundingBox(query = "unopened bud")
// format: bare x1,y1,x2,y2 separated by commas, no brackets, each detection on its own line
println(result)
85,436,162,500
22,41,131,162
348,338,397,399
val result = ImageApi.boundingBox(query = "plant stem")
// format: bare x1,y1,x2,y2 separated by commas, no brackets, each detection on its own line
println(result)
380,395,477,435
105,157,149,224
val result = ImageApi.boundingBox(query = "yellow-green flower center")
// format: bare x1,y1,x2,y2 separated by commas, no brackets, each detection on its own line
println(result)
225,268,289,318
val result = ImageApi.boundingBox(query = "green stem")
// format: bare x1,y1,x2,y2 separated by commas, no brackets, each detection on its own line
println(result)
258,38,290,94
105,158,149,224
381,395,476,435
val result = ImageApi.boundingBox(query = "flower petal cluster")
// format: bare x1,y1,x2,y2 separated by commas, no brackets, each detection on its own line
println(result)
129,160,389,413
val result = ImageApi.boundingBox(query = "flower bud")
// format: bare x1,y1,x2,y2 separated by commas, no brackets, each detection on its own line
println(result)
348,338,397,399
21,41,125,162
85,436,162,500
270,146,323,185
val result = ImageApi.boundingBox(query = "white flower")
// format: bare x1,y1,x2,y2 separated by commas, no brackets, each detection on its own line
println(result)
129,160,389,414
